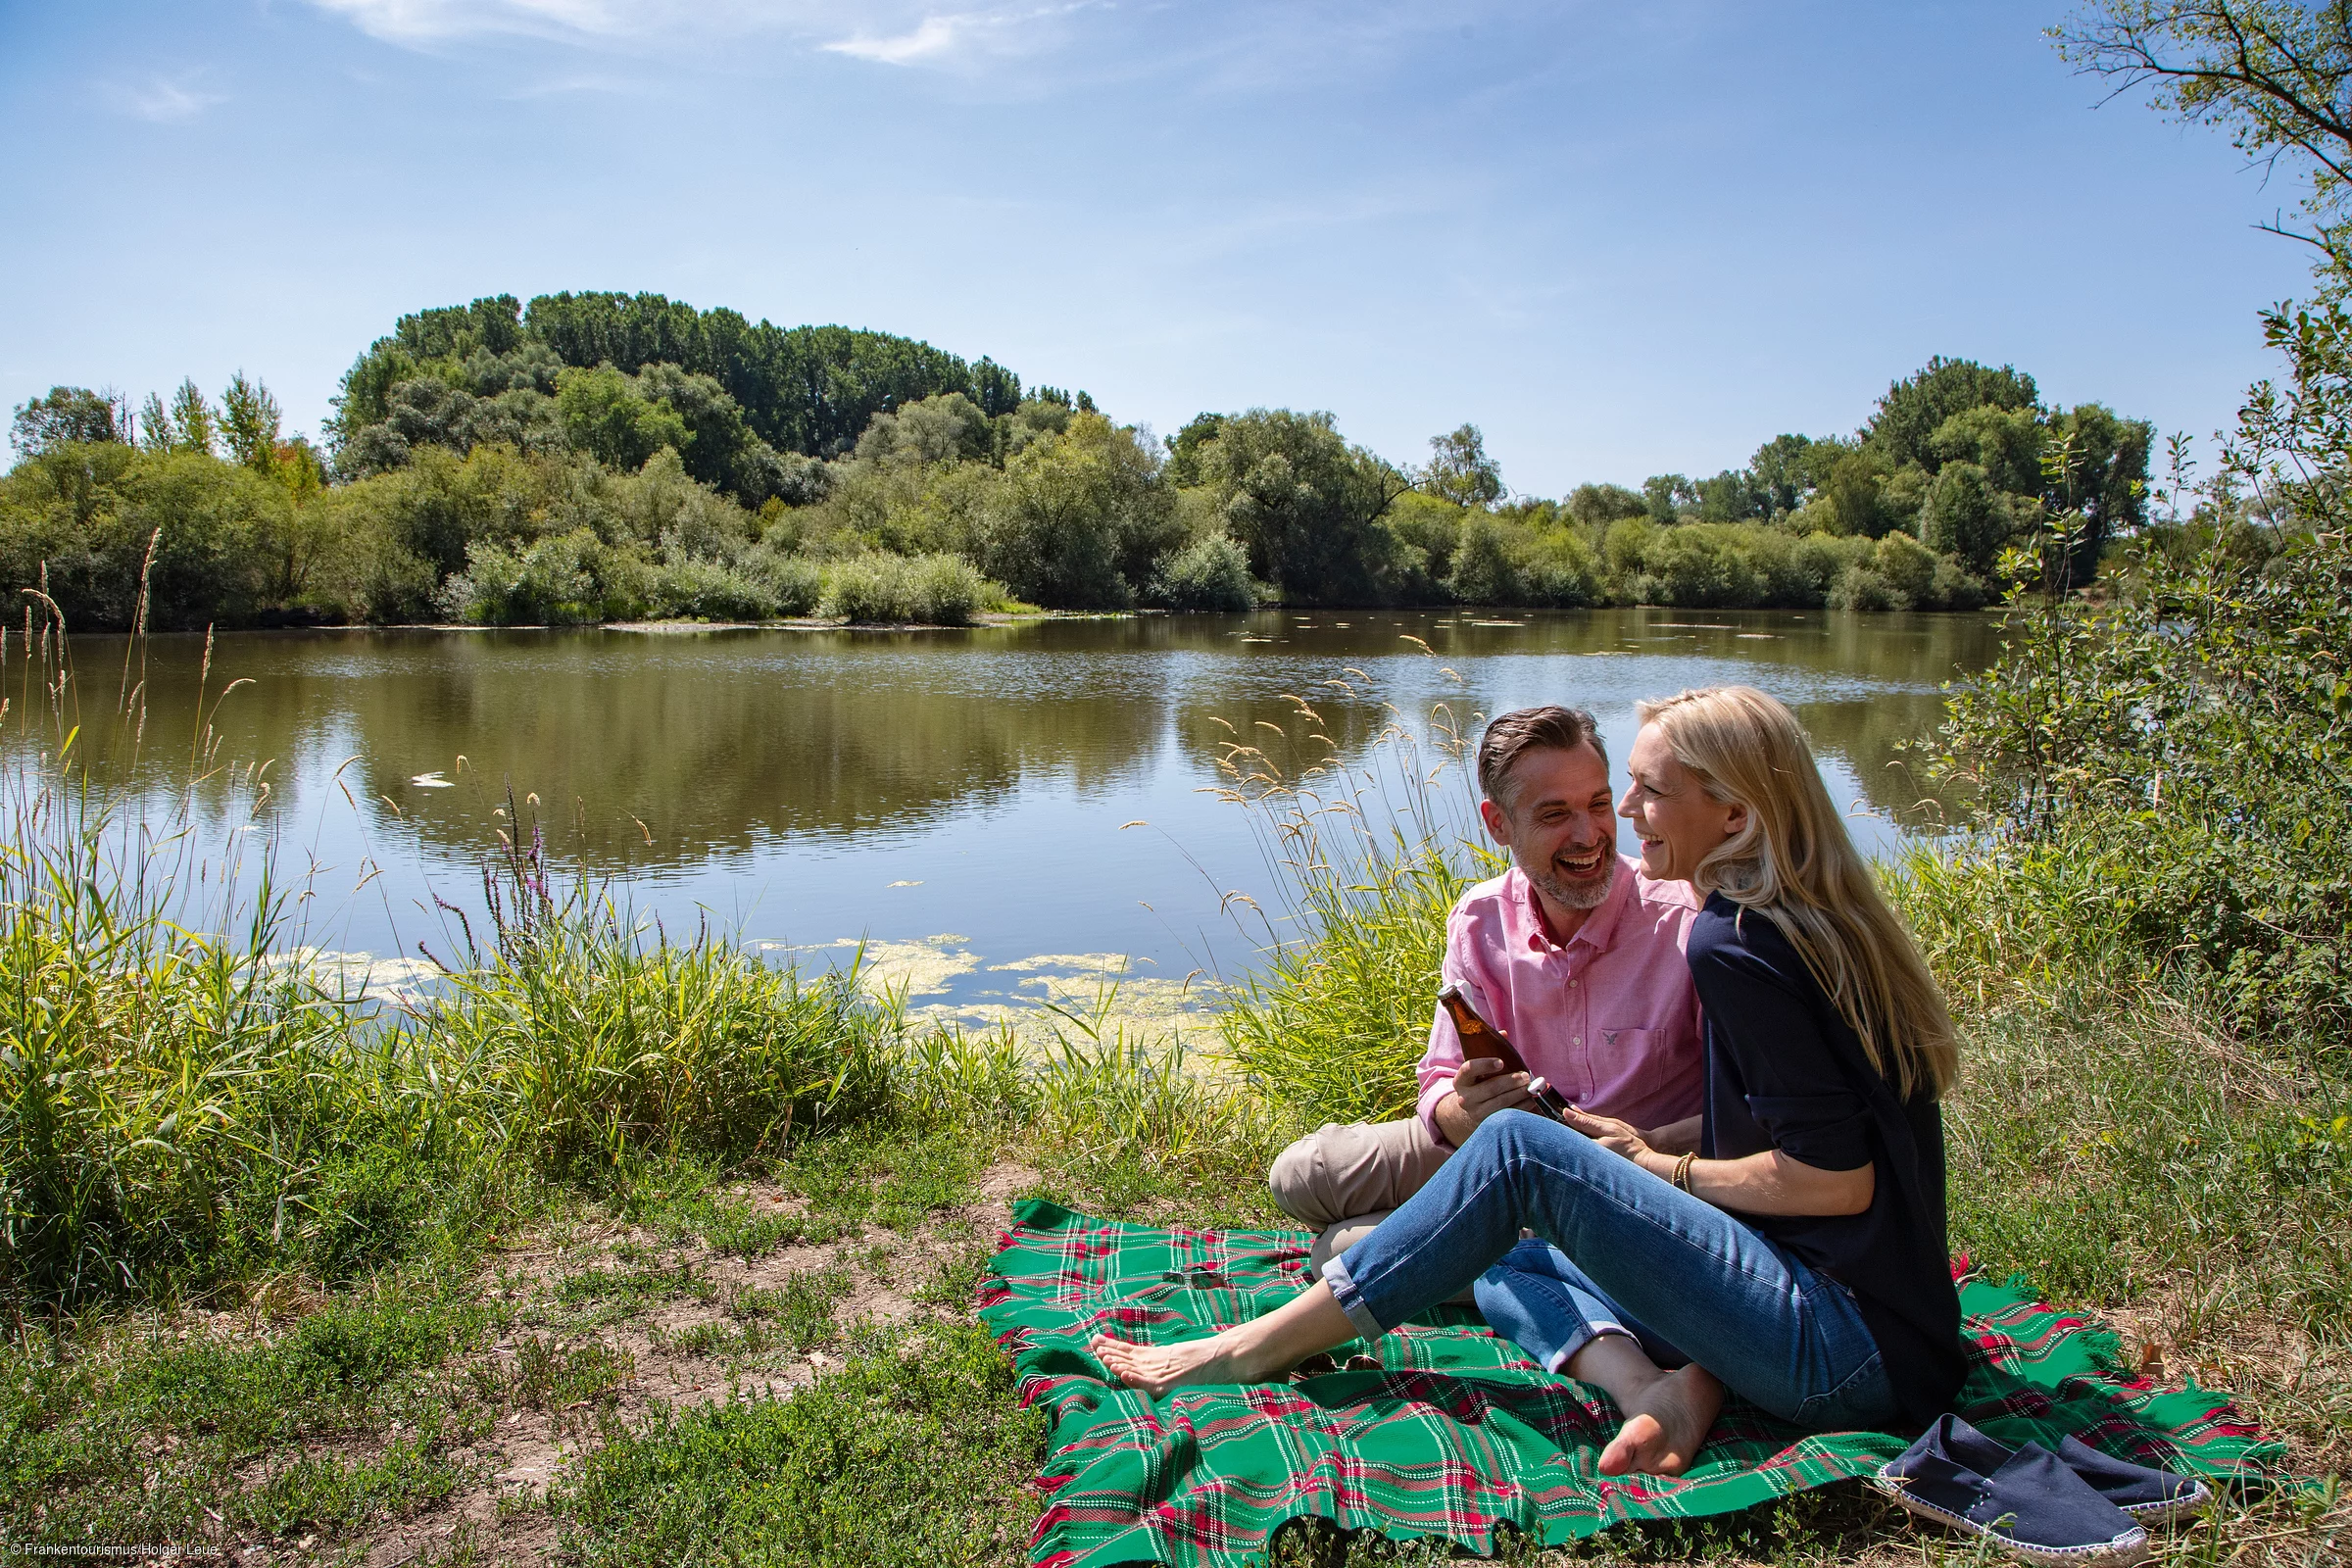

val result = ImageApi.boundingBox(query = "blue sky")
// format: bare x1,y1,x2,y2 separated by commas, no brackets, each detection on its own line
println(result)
0,0,2318,494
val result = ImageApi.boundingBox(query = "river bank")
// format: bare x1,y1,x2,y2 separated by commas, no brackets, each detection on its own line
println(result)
4,583,2346,1565
3,766,2347,1567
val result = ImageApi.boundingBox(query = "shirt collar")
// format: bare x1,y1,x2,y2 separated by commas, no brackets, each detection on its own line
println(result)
1507,858,1635,955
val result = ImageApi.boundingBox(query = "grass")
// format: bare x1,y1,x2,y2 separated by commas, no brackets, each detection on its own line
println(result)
553,1323,1046,1568
0,1264,504,1544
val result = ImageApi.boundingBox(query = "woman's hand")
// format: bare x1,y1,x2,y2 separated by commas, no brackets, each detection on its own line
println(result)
1561,1102,1656,1166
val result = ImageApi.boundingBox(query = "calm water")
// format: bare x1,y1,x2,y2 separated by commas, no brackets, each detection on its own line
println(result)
10,609,1998,1032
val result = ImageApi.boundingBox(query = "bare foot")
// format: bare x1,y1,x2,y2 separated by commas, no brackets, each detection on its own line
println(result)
1596,1364,1723,1477
1090,1329,1282,1396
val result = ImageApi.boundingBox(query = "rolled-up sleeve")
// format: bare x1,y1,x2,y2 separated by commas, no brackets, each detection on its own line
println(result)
1742,1093,1873,1170
1415,903,1489,1145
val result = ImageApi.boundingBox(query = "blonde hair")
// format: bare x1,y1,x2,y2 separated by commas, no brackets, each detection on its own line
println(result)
1636,685,1958,1099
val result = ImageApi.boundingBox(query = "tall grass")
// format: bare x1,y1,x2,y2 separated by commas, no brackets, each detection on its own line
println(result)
0,791,911,1303
408,829,899,1174
0,621,915,1304
1212,681,1493,1129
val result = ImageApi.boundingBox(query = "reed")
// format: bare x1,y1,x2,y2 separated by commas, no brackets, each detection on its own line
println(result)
1211,680,1494,1129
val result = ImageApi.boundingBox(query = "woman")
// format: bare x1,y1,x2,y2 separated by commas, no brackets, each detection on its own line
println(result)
1093,686,1965,1474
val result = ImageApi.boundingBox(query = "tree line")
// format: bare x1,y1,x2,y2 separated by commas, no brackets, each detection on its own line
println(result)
2,289,2153,628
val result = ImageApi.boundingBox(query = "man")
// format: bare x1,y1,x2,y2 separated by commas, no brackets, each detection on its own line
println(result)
1267,705,1706,1275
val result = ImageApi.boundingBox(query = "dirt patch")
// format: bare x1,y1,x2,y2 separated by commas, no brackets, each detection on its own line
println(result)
300,1157,1042,1568
2095,1284,2352,1473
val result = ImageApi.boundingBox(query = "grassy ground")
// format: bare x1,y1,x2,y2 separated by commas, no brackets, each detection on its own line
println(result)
3,702,2347,1566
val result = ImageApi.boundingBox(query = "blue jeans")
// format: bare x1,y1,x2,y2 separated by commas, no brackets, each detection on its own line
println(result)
1324,1109,1898,1430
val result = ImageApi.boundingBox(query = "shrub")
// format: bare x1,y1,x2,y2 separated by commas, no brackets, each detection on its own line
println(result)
742,548,825,615
1149,531,1256,611
437,528,646,625
1443,515,1522,605
1515,529,1600,607
820,553,989,625
644,556,781,621
0,444,301,629
1936,513,2352,1059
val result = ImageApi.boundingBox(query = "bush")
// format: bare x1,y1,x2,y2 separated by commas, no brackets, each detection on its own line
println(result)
644,556,781,621
820,553,989,625
1443,515,1522,605
1936,514,2352,1058
1149,532,1256,611
437,528,646,625
743,548,824,615
0,444,303,629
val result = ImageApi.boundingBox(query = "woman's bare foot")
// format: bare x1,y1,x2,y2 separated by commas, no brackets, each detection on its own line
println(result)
1596,1364,1723,1477
1089,1329,1281,1396
1090,1281,1361,1397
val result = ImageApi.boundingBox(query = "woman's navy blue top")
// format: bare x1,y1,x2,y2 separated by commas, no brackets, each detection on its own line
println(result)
1687,891,1965,1430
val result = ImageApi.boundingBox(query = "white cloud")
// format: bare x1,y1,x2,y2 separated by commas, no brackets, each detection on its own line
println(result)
304,0,847,45
304,0,1086,68
822,14,967,65
106,74,227,122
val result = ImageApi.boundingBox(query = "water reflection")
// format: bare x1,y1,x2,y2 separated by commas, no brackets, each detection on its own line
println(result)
11,610,1999,1013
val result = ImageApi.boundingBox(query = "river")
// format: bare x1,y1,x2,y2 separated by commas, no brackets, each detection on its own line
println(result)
7,608,1998,1037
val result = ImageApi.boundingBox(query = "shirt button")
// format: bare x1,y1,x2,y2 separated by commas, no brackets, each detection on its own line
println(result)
1573,1035,1583,1045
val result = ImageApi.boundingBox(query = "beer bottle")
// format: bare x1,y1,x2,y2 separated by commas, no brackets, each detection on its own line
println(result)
1438,984,1574,1122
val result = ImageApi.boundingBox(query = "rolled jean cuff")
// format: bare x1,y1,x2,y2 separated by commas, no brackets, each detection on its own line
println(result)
1543,1320,1630,1374
1320,1253,1388,1343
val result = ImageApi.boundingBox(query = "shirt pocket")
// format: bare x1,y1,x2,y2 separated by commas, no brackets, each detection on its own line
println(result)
1591,1025,1671,1106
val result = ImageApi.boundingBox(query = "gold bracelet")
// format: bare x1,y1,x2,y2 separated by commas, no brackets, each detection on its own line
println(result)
1672,1151,1696,1193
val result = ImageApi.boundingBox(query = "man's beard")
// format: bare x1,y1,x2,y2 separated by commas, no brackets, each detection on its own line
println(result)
1524,847,1616,911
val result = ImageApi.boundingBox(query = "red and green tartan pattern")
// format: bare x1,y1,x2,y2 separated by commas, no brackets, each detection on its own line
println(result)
976,1199,2284,1568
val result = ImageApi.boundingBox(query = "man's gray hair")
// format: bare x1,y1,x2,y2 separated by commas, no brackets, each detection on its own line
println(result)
1476,706,1607,808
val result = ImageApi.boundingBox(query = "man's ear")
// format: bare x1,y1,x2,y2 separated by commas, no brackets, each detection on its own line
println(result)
1478,797,1513,845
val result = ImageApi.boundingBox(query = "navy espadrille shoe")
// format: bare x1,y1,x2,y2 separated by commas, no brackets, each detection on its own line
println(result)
2052,1433,2212,1524
1875,1415,2151,1567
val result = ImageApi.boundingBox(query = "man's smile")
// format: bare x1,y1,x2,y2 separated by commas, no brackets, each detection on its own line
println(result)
1556,841,1609,878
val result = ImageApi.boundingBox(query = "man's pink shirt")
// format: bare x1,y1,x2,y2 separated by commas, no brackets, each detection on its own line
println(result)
1416,857,1705,1144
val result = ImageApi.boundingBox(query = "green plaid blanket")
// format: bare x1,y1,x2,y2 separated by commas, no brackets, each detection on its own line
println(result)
976,1200,2283,1568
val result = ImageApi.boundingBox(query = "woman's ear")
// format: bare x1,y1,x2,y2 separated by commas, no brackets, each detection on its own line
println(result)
1723,802,1749,838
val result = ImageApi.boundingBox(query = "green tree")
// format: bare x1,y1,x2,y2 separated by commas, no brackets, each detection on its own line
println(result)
1920,461,2020,576
854,393,994,469
1693,468,1766,522
219,372,283,472
1823,450,1890,536
1188,409,1412,604
1866,357,2039,470
978,412,1174,609
10,387,123,455
557,366,691,471
139,379,218,457
1419,423,1504,509
1564,482,1648,526
1642,473,1694,521
2045,402,2153,584
1163,414,1227,487
1746,433,1821,516
1929,403,2046,498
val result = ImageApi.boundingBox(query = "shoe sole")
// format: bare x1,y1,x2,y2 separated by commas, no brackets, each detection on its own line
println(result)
1873,1465,2153,1567
2116,1479,2212,1527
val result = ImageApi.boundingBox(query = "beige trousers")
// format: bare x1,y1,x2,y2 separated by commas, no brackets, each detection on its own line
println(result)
1266,1115,1464,1292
